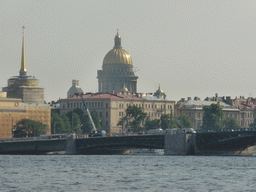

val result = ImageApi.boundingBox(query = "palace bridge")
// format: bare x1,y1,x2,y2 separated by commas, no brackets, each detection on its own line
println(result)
0,129,256,154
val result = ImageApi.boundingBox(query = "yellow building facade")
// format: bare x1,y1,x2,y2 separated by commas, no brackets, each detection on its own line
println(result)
0,92,51,139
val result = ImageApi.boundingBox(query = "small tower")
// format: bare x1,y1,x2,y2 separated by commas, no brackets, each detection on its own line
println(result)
154,85,166,99
120,83,129,94
67,80,83,98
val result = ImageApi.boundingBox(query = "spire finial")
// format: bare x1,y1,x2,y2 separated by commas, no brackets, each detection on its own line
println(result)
114,29,122,49
20,26,27,77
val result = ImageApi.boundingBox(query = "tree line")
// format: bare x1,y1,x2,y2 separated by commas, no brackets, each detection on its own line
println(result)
12,102,256,137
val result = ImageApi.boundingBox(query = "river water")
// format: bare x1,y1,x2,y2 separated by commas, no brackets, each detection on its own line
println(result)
0,154,256,192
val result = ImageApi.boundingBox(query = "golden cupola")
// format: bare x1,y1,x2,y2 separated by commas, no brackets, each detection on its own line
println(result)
103,31,133,65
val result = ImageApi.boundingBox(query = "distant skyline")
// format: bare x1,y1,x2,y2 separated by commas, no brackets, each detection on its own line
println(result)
1,1,256,102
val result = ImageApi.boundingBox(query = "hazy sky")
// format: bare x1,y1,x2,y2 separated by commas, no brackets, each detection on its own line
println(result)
1,1,256,102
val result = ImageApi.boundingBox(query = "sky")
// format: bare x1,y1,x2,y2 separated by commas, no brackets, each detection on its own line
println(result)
1,0,256,102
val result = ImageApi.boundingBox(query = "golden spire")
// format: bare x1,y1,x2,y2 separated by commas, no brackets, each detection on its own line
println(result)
20,26,27,77
156,84,163,93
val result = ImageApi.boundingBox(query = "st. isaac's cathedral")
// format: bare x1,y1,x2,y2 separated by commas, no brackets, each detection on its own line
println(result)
61,32,173,133
97,31,138,94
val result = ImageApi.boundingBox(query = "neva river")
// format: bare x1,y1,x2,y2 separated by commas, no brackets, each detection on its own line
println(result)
0,154,256,192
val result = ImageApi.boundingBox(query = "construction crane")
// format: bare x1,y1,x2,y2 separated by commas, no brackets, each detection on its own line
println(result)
81,96,102,137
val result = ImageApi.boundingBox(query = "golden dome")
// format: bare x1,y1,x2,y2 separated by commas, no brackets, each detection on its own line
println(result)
103,32,133,65
156,85,164,94
103,49,133,65
121,84,129,92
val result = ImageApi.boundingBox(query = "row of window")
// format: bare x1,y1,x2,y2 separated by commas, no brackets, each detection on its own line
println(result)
63,102,109,109
186,112,240,119
242,113,254,118
147,112,162,117
118,103,172,110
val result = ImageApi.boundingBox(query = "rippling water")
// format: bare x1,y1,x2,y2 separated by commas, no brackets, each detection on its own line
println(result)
0,154,256,191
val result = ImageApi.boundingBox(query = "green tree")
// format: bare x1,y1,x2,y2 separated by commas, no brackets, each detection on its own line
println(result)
223,117,240,130
70,113,82,134
178,113,193,129
91,110,102,131
145,119,160,130
125,105,147,132
60,113,71,133
51,113,65,134
80,113,91,133
160,114,170,129
160,114,179,129
117,116,130,133
65,108,103,133
201,103,223,131
13,119,48,137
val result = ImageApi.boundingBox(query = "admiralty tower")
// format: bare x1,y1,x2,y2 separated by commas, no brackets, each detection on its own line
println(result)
2,27,44,104
97,31,138,94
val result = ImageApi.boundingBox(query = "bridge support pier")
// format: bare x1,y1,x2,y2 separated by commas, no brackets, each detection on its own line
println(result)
164,133,196,155
65,135,77,155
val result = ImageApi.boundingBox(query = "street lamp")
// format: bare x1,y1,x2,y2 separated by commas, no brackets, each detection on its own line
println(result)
54,122,57,134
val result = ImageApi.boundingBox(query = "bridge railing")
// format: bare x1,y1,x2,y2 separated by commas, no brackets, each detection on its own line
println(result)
0,135,68,143
196,128,256,133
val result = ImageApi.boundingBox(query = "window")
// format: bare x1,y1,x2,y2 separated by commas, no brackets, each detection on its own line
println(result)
155,105,157,108
119,103,121,108
80,103,82,108
106,111,108,117
106,121,108,125
101,102,103,107
119,112,122,116
122,104,123,108
152,104,153,108
148,104,150,108
98,102,100,108
92,103,94,108
106,103,108,108
71,103,73,108
89,102,91,108
95,102,97,107
139,104,141,107
100,112,102,117
67,103,70,108
63,104,65,109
